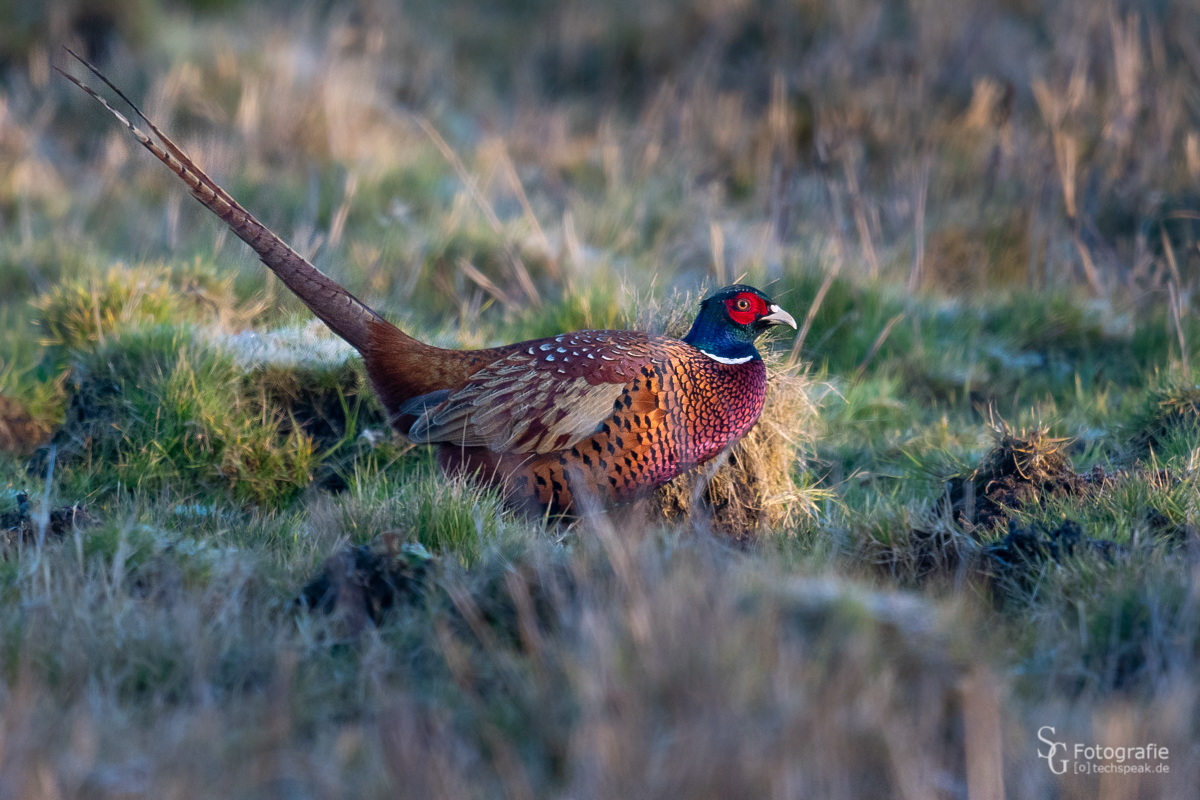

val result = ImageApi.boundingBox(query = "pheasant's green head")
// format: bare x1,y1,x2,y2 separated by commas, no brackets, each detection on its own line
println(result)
682,284,797,364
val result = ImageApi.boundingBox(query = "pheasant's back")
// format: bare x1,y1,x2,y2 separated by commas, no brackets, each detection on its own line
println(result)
440,341,769,513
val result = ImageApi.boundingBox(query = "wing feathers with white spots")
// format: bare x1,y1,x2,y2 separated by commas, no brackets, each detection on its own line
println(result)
406,331,659,454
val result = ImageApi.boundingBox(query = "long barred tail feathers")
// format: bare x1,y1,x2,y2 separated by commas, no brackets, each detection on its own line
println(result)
56,48,386,354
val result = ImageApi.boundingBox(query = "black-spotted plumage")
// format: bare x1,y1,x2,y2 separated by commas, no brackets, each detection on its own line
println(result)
61,54,798,515
429,329,775,513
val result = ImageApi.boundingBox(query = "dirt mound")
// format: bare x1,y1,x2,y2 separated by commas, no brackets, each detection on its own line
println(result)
887,516,1127,594
46,360,384,463
32,327,391,504
299,533,435,632
945,427,1111,528
983,518,1126,608
1,491,96,551
986,518,1124,571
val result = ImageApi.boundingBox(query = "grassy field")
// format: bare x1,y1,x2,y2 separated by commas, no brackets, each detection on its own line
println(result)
2,0,1200,796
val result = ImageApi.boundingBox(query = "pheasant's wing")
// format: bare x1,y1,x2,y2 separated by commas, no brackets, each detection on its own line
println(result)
407,331,660,454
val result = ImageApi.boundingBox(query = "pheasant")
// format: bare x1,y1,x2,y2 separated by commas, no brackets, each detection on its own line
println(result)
60,54,797,515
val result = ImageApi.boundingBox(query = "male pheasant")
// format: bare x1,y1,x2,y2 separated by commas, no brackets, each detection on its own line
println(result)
61,55,797,515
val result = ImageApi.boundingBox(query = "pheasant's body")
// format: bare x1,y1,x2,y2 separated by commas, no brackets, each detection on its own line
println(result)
424,332,768,513
62,55,794,516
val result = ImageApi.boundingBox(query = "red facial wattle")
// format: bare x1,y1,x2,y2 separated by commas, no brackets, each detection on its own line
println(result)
724,293,768,325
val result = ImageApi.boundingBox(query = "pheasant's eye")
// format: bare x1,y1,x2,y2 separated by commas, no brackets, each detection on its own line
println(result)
735,298,750,311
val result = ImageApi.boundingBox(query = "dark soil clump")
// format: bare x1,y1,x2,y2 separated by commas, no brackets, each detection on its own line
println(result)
983,518,1125,609
1,491,96,551
944,428,1112,528
986,518,1124,574
300,532,435,631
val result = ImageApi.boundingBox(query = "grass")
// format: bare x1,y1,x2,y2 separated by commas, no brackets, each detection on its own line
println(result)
2,0,1200,796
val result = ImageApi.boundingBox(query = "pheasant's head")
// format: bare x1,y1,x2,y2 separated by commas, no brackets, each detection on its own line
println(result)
682,284,797,364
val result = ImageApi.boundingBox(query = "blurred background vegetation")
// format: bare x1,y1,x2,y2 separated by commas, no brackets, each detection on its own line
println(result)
2,0,1200,797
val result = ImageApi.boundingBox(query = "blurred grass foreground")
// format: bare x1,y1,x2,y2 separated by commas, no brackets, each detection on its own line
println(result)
2,0,1200,797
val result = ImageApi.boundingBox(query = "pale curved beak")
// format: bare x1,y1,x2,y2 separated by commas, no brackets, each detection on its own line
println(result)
762,304,797,329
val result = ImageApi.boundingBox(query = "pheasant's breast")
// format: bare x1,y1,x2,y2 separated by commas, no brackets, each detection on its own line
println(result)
509,343,769,510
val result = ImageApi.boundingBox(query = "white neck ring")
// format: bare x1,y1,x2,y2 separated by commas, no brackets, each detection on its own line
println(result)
699,350,754,365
